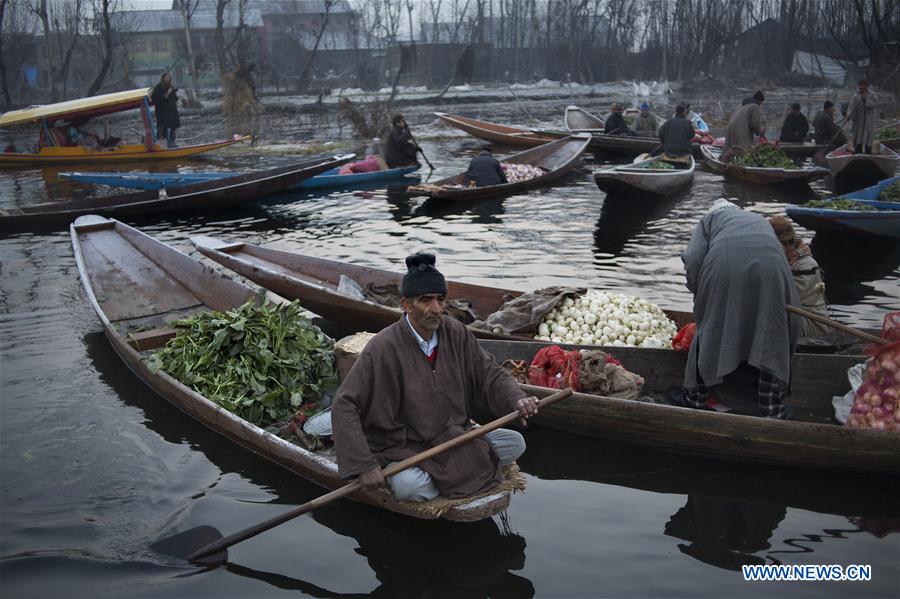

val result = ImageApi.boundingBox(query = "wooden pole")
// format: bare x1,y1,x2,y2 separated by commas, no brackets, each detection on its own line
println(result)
787,305,888,345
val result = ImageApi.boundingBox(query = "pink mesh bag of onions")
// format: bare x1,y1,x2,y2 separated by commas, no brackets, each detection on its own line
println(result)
846,312,900,431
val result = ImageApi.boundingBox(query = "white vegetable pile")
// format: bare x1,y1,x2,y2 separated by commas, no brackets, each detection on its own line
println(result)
847,345,900,431
501,162,544,183
533,291,678,348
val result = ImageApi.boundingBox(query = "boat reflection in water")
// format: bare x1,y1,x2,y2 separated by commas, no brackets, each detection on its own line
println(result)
664,496,786,570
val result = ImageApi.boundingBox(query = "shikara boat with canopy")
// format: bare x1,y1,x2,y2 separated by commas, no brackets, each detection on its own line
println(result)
0,88,248,166
70,215,520,521
406,136,590,201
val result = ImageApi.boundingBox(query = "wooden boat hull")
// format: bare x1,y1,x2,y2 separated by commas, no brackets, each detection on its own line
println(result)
786,199,900,238
70,215,513,521
826,145,900,190
0,137,250,166
190,237,875,354
593,155,695,196
409,136,590,201
434,112,560,148
61,164,420,192
0,154,354,231
701,144,830,184
479,340,900,474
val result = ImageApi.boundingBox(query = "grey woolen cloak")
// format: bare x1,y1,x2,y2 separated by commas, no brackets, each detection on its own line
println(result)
681,208,800,388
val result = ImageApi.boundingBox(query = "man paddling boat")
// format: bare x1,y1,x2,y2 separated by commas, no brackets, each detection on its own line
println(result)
331,253,538,501
384,114,421,168
723,90,765,156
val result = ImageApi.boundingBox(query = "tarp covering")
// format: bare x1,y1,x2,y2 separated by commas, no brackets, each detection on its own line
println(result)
790,51,851,86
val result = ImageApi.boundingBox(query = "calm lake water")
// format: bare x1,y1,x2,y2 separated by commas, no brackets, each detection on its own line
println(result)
1,95,899,598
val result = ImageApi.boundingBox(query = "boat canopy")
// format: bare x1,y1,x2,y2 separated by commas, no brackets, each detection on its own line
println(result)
0,88,152,127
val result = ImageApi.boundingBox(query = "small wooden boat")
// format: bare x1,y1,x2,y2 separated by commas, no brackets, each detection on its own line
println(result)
70,215,518,521
786,178,900,238
190,237,876,352
0,154,354,231
825,144,899,190
0,88,249,166
701,144,830,184
434,112,562,148
593,154,695,196
60,164,421,192
479,340,900,474
407,136,590,201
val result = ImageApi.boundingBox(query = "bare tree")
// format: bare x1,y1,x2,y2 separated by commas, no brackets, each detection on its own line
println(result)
176,0,203,107
85,0,116,97
29,0,83,101
297,0,335,92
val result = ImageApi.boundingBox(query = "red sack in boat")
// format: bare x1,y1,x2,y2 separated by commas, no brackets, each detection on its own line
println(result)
529,345,580,391
672,323,697,352
883,311,900,342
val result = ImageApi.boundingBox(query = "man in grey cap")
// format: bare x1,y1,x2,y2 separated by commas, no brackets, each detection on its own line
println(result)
331,253,538,502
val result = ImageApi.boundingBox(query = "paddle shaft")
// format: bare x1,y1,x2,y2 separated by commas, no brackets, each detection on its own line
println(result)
787,305,888,345
407,128,435,170
188,387,573,562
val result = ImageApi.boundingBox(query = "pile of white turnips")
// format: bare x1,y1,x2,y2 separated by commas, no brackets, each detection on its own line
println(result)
501,162,544,183
533,290,678,348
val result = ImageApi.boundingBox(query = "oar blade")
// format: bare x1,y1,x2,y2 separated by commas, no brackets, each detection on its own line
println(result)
150,525,228,565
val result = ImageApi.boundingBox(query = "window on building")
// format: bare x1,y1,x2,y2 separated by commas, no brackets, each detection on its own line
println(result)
152,37,168,52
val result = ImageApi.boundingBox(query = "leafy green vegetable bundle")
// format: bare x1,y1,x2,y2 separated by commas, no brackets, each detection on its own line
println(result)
878,181,900,203
804,199,877,211
148,299,337,427
875,127,899,140
642,161,674,170
731,145,796,169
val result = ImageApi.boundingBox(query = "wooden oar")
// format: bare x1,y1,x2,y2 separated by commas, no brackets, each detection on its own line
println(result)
787,305,888,345
161,387,573,564
407,129,435,171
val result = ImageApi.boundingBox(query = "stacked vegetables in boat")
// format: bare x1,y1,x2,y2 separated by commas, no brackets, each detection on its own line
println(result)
501,162,544,183
731,145,795,168
534,290,678,348
804,199,877,211
878,181,900,203
148,299,337,427
847,345,900,431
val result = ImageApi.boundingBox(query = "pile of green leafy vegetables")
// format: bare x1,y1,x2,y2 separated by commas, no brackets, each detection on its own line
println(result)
148,299,337,427
731,145,796,169
875,127,899,140
804,199,877,211
643,161,674,170
878,181,900,203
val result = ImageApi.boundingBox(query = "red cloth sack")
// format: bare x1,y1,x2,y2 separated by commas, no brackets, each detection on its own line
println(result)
528,345,581,391
672,323,696,352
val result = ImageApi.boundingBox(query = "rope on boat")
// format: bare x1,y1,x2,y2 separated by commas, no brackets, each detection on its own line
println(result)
179,117,229,142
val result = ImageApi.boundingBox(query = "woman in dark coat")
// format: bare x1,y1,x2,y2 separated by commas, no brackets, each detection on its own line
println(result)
151,72,180,148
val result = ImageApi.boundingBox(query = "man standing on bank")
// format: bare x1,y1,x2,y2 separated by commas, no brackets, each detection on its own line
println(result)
332,253,538,502
151,72,181,148
384,114,421,168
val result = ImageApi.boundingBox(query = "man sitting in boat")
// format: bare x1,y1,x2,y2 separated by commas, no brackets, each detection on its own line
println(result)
384,114,421,168
604,103,636,136
633,103,659,137
331,253,538,501
656,104,695,163
846,78,882,155
813,101,846,148
723,90,764,158
463,147,508,187
673,199,799,420
779,103,809,143
768,216,830,338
